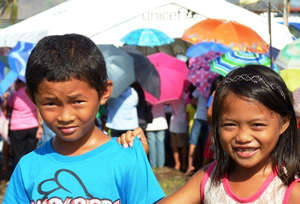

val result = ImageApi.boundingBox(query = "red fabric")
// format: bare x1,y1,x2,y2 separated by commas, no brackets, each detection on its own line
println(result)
203,131,214,160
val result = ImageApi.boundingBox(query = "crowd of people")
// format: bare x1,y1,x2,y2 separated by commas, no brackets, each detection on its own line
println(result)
0,33,300,203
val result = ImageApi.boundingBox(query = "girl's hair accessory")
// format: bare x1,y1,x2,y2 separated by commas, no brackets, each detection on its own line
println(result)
222,74,285,99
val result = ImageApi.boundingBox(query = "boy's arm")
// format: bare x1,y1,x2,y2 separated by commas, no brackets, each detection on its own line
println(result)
3,165,30,203
117,127,149,154
125,138,165,203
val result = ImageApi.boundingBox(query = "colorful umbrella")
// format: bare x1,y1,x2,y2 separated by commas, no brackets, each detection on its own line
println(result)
182,18,268,53
120,28,174,47
210,51,279,76
187,51,222,98
186,42,232,58
280,69,300,92
120,46,160,99
97,44,135,98
275,38,300,69
0,41,35,95
145,52,188,105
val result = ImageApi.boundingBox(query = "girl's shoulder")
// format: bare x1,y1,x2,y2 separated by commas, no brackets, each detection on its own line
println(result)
285,179,300,204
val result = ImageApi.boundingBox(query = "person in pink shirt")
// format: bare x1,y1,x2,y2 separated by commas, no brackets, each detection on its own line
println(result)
7,79,39,169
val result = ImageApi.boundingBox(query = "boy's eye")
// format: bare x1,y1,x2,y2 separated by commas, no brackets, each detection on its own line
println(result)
43,102,56,106
74,100,85,104
254,123,264,126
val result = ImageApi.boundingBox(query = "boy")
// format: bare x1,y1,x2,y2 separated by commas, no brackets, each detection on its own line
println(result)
3,34,164,204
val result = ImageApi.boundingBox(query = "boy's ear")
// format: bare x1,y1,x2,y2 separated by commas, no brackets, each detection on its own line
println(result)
99,80,113,105
280,116,290,135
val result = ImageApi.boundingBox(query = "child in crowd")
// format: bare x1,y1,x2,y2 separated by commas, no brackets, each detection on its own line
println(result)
122,65,300,203
169,99,189,171
185,88,209,174
145,103,168,168
3,34,164,203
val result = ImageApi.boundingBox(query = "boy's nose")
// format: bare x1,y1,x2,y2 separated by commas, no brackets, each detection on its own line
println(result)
57,107,75,123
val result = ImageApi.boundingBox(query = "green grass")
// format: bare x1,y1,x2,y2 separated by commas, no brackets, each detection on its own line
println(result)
153,167,189,196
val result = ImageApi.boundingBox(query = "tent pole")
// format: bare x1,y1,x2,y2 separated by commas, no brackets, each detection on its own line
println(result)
283,0,290,27
268,0,272,68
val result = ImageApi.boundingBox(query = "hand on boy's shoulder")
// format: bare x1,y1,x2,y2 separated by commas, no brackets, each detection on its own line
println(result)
117,127,149,154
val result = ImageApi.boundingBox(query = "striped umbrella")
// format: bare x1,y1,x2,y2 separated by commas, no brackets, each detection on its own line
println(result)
210,51,279,76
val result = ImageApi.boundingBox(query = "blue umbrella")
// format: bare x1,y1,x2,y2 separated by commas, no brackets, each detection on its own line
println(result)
120,28,174,47
0,41,35,95
186,42,232,58
210,51,279,76
97,44,135,98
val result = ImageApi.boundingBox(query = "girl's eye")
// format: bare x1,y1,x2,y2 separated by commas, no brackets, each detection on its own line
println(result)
222,123,236,127
253,123,266,128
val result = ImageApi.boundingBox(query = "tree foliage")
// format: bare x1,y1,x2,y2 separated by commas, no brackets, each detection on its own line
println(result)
0,0,18,24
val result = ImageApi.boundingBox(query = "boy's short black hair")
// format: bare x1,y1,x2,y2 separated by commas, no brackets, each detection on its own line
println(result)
25,34,108,100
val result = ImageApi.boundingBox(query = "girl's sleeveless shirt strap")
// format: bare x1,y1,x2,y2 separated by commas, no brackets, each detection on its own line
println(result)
200,161,216,202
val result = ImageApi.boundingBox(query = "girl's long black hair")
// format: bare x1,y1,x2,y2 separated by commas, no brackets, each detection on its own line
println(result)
211,65,300,185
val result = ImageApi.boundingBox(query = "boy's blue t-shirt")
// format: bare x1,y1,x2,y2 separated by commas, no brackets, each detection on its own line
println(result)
3,137,165,204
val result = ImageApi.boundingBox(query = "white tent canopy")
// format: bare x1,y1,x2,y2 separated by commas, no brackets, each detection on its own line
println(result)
0,0,294,50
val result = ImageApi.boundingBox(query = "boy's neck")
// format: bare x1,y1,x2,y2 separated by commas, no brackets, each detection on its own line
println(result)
52,128,110,156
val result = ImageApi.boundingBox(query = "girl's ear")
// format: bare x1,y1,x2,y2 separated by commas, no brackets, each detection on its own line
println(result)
280,116,290,135
99,80,113,105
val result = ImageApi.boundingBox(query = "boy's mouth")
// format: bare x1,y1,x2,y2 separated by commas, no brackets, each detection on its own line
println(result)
59,126,78,134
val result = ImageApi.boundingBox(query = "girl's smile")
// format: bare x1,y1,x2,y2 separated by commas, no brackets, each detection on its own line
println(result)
219,92,289,170
233,147,259,158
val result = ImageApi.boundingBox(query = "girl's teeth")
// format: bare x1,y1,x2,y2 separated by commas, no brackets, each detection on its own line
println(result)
235,148,258,157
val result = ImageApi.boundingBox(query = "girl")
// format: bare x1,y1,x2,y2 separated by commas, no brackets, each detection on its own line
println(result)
121,65,300,203
158,65,300,203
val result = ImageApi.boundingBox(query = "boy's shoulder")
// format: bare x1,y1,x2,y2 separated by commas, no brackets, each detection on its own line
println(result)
18,138,145,167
